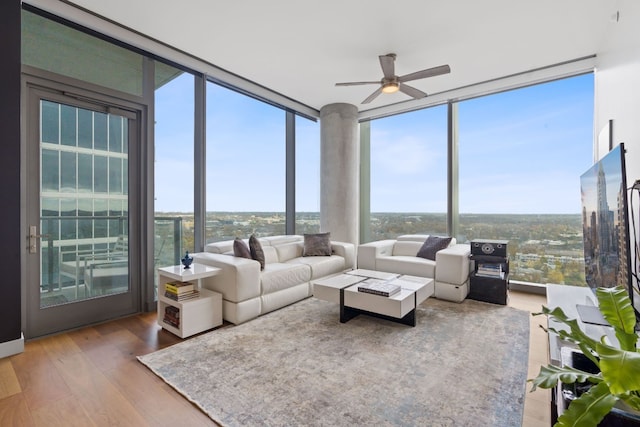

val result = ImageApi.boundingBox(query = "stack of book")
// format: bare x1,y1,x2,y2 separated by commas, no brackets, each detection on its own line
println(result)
475,263,505,279
163,305,180,328
164,281,200,301
357,278,401,297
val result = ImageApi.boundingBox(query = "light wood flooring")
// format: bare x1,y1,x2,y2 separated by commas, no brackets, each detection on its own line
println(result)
0,291,550,426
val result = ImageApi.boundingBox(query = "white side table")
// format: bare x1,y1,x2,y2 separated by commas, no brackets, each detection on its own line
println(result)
157,263,222,338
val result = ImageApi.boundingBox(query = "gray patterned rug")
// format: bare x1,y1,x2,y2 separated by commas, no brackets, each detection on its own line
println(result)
139,297,530,426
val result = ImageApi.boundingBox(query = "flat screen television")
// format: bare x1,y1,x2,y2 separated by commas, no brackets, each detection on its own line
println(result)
579,142,640,326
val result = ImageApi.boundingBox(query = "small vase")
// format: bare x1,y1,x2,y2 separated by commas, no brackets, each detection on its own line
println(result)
181,251,193,269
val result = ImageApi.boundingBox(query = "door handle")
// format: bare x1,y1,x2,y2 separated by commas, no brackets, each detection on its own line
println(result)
29,225,51,254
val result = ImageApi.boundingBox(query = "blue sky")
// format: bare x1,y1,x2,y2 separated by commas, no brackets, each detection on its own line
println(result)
155,72,594,214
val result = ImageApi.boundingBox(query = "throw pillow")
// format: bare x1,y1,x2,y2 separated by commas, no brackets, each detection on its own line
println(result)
416,236,453,261
249,234,265,270
303,232,332,257
233,238,251,259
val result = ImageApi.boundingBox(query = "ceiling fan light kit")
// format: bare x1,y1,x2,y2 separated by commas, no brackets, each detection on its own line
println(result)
381,82,400,94
335,53,451,104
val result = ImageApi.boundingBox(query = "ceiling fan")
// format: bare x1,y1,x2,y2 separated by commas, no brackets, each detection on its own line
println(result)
335,53,450,104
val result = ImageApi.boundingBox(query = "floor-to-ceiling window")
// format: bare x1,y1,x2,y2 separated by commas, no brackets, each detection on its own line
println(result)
205,83,286,242
295,117,320,234
366,106,448,241
458,74,594,285
360,73,594,287
154,64,195,266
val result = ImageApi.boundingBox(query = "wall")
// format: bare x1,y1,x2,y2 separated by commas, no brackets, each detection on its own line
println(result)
594,1,640,178
594,0,640,309
0,0,23,355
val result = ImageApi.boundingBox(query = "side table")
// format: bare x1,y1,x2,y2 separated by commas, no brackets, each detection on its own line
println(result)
157,263,222,338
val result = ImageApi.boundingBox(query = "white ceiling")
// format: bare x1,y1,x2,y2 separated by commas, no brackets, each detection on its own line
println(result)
61,0,617,115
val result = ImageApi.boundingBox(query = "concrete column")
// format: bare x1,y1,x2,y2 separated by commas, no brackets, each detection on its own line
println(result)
320,103,359,245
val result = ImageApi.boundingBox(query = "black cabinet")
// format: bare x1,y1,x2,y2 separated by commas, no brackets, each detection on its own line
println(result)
468,239,509,305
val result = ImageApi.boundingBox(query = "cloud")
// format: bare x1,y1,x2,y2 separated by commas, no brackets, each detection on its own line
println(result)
371,134,443,175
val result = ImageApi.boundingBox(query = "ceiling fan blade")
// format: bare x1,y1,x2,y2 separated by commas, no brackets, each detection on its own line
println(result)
335,81,380,86
398,83,427,99
379,54,395,79
362,87,383,104
398,64,451,83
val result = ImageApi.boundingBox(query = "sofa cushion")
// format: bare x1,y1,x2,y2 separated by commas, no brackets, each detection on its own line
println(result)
205,240,234,254
397,234,430,242
396,234,457,246
303,232,332,256
260,263,311,294
263,246,279,264
417,236,453,261
249,234,266,270
276,242,304,263
261,235,303,246
392,241,423,256
376,255,436,278
261,283,311,315
233,238,252,259
288,255,345,279
191,252,261,302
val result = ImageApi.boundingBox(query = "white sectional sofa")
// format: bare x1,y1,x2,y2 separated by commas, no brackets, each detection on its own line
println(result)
192,235,355,324
357,234,471,302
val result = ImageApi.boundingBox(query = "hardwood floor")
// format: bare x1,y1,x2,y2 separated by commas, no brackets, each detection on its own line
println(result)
0,291,550,426
510,291,552,427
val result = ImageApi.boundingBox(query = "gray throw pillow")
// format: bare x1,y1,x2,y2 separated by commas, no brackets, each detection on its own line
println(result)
303,232,332,256
416,236,452,261
233,238,251,259
249,234,265,270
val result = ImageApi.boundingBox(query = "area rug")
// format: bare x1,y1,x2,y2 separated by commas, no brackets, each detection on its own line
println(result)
138,297,530,426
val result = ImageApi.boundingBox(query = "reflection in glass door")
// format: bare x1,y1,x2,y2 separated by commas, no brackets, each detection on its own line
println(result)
40,100,130,306
27,86,140,338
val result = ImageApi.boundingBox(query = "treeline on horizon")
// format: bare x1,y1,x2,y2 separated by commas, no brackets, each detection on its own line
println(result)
156,211,582,217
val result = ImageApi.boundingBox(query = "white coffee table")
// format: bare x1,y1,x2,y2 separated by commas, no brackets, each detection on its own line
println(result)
313,269,434,327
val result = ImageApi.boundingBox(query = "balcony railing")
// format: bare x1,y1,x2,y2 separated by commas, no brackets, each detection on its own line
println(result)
39,215,184,292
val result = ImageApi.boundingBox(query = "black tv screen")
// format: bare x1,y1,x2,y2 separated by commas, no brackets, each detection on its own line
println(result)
580,143,637,319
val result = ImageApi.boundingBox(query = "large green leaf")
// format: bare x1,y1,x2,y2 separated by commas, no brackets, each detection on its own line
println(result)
595,287,638,351
620,392,640,412
535,306,601,366
535,306,601,350
597,343,640,394
545,326,601,368
529,364,600,392
556,381,618,427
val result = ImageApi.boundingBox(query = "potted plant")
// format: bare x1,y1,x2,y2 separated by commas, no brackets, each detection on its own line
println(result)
529,286,640,426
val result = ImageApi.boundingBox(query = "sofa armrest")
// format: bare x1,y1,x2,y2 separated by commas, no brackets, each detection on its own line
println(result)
356,240,396,271
191,252,261,302
435,243,471,286
331,241,356,269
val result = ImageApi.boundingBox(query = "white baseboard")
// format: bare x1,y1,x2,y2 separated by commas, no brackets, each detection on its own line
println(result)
0,333,24,359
